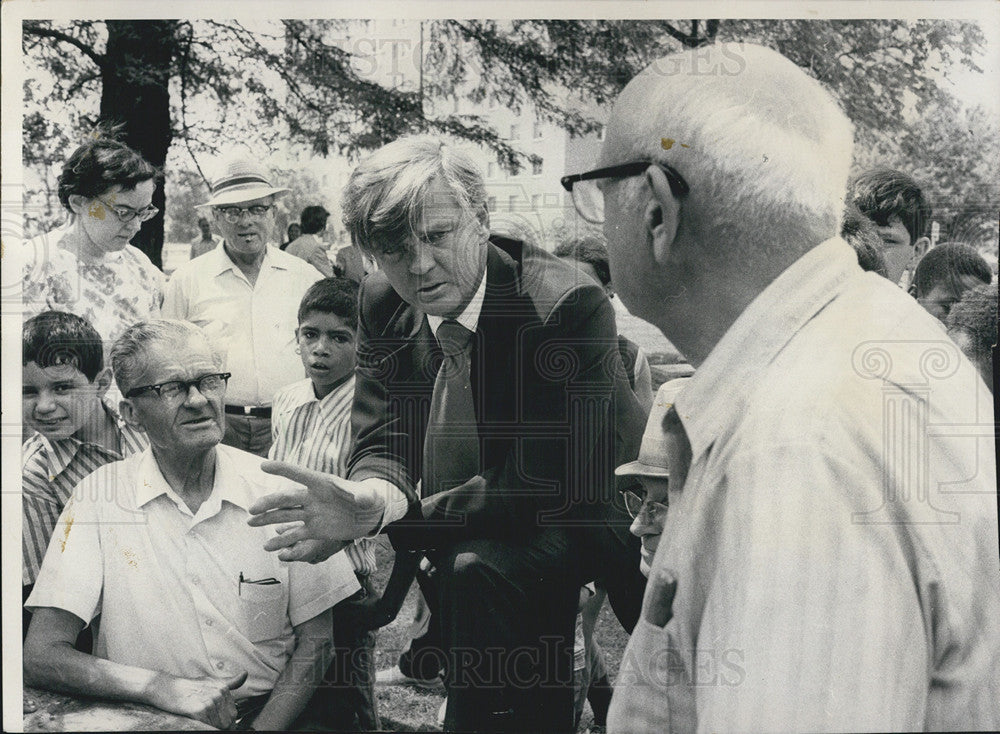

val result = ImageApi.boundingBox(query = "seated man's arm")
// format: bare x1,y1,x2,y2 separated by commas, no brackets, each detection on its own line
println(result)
24,607,246,730
248,608,334,731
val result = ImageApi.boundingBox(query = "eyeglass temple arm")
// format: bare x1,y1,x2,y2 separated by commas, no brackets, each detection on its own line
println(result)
561,163,689,197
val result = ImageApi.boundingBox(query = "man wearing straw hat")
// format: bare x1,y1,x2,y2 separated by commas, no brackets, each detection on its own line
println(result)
164,155,324,456
615,378,689,579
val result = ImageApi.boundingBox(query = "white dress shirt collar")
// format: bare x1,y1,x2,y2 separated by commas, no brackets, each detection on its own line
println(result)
426,266,488,337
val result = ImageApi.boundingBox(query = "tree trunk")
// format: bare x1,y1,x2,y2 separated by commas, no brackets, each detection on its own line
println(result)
100,21,176,270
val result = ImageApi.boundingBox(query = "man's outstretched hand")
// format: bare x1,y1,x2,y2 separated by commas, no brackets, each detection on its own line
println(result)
248,461,387,562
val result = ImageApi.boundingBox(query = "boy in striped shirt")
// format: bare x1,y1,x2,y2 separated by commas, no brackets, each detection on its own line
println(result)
21,311,147,636
268,277,380,730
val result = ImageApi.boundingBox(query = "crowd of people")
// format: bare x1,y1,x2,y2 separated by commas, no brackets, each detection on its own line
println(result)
19,41,999,732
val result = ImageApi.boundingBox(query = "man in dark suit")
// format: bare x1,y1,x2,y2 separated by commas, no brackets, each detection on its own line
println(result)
248,136,645,732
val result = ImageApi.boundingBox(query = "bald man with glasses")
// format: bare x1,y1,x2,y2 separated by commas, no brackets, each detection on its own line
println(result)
566,44,1000,733
163,155,323,456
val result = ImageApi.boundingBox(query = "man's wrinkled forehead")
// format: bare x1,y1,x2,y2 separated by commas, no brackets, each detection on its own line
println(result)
134,334,218,381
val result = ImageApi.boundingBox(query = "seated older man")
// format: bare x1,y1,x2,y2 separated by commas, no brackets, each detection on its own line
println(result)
24,320,360,731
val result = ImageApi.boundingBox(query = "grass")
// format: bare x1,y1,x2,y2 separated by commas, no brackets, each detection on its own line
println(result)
368,538,631,732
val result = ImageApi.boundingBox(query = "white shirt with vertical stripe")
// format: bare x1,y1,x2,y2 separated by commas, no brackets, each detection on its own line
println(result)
269,376,377,575
609,238,1000,732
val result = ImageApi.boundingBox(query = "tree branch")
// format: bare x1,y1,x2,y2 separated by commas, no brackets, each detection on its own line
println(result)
662,22,701,48
23,22,106,70
66,72,101,97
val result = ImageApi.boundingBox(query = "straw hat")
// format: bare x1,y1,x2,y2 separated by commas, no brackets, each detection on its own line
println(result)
201,155,289,207
615,377,690,478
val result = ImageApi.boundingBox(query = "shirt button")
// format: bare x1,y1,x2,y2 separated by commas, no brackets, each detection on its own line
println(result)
205,619,213,627
216,661,225,671
191,576,200,585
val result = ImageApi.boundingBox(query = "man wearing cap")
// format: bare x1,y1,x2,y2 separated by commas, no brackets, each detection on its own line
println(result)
163,155,324,456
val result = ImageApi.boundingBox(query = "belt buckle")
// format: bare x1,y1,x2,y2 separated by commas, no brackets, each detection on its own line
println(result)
243,405,253,416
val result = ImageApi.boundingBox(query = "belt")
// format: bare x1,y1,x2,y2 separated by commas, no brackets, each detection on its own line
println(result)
225,404,272,418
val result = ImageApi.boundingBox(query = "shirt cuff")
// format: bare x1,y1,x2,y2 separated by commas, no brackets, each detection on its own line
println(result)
361,478,409,535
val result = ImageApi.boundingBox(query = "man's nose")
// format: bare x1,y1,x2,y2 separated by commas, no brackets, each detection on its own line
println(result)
408,244,434,275
184,383,210,407
630,513,654,539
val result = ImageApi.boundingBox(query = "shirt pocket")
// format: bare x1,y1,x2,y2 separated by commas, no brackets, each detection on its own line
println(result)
238,580,287,643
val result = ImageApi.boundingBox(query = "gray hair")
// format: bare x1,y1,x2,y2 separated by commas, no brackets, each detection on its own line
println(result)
341,135,487,256
607,43,854,255
111,319,223,395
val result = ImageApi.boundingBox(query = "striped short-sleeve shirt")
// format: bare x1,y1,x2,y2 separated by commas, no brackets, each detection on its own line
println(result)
269,376,377,575
22,400,147,585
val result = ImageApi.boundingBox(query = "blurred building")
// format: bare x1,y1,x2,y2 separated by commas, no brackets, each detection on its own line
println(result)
295,18,605,251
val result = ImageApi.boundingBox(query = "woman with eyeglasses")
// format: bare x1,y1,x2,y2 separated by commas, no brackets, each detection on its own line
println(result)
23,132,164,347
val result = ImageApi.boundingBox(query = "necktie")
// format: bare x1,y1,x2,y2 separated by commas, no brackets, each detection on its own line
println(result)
422,320,480,496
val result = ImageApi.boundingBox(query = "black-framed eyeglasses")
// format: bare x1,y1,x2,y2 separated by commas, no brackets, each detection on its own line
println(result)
214,205,273,223
621,487,669,520
95,196,159,224
125,372,231,401
561,161,689,224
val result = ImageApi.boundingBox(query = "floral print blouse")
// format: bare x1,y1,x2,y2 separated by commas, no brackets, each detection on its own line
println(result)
22,230,165,347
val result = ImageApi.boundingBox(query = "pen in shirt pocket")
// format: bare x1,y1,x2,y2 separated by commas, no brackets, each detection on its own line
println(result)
238,571,280,596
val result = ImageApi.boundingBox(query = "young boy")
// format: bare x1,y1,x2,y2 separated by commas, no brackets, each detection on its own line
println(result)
22,311,147,634
946,282,997,390
268,277,380,731
847,167,933,286
912,242,993,324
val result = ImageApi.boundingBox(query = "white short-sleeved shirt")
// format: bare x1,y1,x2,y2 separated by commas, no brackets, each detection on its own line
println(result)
26,444,360,698
161,244,322,406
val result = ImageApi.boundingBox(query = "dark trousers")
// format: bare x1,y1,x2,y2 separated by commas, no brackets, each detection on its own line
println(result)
426,529,580,733
595,525,647,634
308,573,380,731
397,563,447,681
221,413,272,457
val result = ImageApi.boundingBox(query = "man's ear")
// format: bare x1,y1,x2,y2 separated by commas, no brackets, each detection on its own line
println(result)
913,236,931,260
94,368,113,400
644,166,681,267
118,399,145,432
474,202,491,238
67,194,89,217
